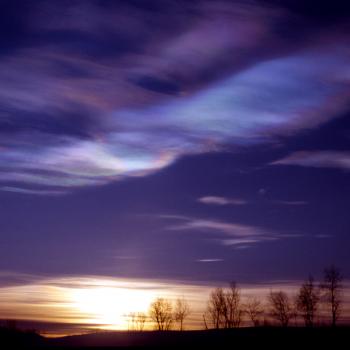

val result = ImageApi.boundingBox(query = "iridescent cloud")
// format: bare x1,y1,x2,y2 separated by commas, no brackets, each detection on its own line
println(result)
1,1,349,193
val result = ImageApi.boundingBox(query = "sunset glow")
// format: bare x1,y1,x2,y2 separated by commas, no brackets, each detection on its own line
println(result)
0,275,211,334
0,0,349,343
70,285,155,329
0,274,349,336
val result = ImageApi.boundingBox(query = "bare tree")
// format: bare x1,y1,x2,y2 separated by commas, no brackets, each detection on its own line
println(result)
149,297,173,331
321,265,343,327
205,287,226,329
128,312,137,331
296,276,319,327
224,282,243,328
139,312,147,330
174,297,191,331
268,291,294,327
130,312,147,331
202,314,209,330
204,283,243,329
246,297,264,327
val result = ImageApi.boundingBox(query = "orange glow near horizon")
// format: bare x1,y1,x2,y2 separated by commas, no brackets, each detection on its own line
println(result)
0,275,212,334
0,275,349,336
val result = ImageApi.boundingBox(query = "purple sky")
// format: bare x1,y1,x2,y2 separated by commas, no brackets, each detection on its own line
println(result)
0,0,349,291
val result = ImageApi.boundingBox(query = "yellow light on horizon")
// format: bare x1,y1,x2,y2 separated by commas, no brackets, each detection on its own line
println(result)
1,274,330,335
70,285,156,330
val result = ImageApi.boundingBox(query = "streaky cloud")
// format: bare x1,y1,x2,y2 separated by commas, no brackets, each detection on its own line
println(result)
272,200,308,206
271,150,350,170
167,218,266,237
164,215,300,247
198,196,248,205
0,186,66,196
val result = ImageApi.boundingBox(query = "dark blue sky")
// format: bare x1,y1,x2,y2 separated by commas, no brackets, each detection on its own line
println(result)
0,0,349,286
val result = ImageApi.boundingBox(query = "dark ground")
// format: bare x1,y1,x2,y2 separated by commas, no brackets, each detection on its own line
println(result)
1,326,349,349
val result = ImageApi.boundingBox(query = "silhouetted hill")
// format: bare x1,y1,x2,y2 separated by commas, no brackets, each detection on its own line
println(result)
46,327,349,348
0,326,44,349
1,327,349,349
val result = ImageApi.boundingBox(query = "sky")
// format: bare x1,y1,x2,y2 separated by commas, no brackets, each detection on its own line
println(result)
0,0,350,333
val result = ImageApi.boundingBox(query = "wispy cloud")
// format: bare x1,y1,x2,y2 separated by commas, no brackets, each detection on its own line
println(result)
164,215,299,247
221,238,267,246
198,196,248,206
271,151,350,170
167,218,265,237
0,186,66,196
272,200,308,206
315,234,332,239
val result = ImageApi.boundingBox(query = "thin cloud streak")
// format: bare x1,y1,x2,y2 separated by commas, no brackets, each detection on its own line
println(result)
271,151,350,170
198,196,248,205
0,186,66,196
196,259,224,263
164,215,301,247
272,200,308,206
167,218,266,236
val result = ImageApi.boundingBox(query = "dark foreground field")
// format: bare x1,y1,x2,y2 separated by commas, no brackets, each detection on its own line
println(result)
1,327,349,349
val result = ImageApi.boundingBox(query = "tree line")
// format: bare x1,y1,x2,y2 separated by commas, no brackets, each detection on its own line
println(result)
128,297,190,331
131,265,343,331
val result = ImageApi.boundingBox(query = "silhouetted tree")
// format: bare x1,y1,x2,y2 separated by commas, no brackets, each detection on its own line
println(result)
268,291,294,327
149,298,173,331
174,297,190,331
246,297,264,327
321,265,343,327
128,312,136,331
136,312,147,331
129,312,147,331
204,283,243,329
205,287,226,329
202,314,209,330
296,276,319,327
224,282,243,328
